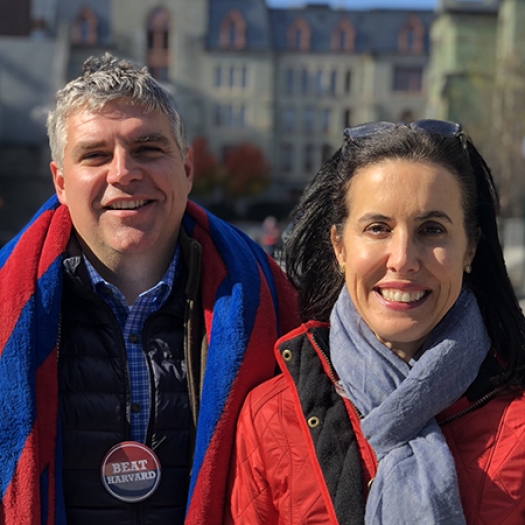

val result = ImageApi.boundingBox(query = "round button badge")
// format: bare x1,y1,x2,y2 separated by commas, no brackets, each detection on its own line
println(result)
101,441,161,503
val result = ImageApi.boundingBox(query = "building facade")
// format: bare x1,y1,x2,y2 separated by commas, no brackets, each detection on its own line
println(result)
0,0,433,241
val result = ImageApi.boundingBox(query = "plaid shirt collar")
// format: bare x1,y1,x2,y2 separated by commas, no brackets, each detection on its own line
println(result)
83,246,179,310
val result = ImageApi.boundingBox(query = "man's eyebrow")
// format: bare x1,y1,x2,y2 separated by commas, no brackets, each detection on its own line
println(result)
71,141,106,155
134,133,171,145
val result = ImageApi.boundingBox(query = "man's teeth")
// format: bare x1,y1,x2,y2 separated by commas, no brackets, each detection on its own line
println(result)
108,200,147,210
380,289,427,303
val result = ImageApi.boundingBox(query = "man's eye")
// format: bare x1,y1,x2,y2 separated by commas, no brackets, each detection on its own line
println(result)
136,145,163,154
81,152,107,161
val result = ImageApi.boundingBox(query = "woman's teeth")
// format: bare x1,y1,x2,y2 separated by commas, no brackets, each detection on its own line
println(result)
380,289,427,303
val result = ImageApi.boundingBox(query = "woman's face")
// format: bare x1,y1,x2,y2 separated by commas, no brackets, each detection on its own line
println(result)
331,159,476,362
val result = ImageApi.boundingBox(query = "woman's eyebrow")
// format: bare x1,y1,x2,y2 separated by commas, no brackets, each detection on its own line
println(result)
417,211,453,223
356,211,453,224
357,213,390,223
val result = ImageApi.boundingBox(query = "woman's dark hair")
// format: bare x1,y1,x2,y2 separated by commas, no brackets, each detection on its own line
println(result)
285,123,525,388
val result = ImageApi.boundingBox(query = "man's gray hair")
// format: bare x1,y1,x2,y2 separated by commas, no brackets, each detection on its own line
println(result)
47,53,187,168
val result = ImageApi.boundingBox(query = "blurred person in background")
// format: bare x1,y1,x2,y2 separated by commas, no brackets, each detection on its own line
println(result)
260,215,282,259
226,120,525,524
0,53,298,525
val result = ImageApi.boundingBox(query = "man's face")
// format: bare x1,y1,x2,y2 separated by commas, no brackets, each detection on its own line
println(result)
51,100,193,267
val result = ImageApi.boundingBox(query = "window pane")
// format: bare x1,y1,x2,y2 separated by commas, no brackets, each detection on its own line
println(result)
283,106,295,131
329,70,337,95
301,68,308,95
321,108,330,133
315,69,323,94
281,143,293,172
304,107,314,132
225,104,234,127
393,66,422,92
344,71,351,93
343,108,351,128
214,105,223,126
285,68,294,95
304,143,314,172
238,105,246,127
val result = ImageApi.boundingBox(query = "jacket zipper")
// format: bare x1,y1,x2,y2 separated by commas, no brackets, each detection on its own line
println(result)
308,331,379,482
437,386,505,426
309,332,365,419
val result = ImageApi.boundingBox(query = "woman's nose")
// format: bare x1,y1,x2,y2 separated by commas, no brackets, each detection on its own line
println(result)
386,232,420,274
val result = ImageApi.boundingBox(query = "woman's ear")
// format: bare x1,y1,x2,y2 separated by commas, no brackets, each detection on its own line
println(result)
465,229,479,269
330,224,346,266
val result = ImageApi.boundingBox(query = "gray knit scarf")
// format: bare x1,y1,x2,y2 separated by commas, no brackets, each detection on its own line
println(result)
330,286,490,525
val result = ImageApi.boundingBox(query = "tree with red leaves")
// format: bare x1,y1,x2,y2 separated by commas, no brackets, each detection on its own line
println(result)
223,142,270,197
190,137,222,195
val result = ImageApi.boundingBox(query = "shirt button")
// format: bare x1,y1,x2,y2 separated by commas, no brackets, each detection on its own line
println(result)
128,333,139,344
131,403,141,413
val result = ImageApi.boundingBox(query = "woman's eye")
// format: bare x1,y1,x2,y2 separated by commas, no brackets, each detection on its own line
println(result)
365,223,389,234
420,222,446,235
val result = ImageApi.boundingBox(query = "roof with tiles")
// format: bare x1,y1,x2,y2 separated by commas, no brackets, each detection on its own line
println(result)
208,0,434,54
207,0,272,50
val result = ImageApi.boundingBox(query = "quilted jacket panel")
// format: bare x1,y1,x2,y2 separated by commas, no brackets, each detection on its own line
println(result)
441,391,525,525
226,374,335,525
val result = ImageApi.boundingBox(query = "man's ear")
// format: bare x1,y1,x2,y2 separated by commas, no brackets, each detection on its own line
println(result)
184,148,194,193
50,161,67,205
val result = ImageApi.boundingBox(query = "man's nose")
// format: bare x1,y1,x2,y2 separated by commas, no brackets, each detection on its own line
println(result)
106,148,142,184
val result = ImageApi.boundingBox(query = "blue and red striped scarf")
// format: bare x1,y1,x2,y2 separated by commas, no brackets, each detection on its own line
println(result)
0,195,299,524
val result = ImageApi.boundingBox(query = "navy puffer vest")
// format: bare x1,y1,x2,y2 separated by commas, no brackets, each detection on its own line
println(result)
58,256,190,525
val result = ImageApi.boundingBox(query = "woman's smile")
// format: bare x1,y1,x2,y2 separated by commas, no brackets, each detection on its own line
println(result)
375,286,430,307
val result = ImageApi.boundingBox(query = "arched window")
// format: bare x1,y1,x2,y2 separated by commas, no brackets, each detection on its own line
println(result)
220,10,246,50
398,15,425,54
287,18,311,51
331,19,355,52
146,7,170,81
71,6,98,46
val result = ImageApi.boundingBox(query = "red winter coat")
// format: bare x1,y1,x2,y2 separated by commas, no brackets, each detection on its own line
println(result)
226,322,525,525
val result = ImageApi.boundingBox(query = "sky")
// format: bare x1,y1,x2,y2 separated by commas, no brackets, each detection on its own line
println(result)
266,0,436,10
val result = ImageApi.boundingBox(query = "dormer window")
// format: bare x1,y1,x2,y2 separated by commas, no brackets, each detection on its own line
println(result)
71,6,98,46
287,18,311,51
398,15,425,54
146,7,170,81
220,10,246,50
331,19,355,52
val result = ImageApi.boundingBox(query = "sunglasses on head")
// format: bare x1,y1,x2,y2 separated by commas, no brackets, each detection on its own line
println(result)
343,119,468,156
